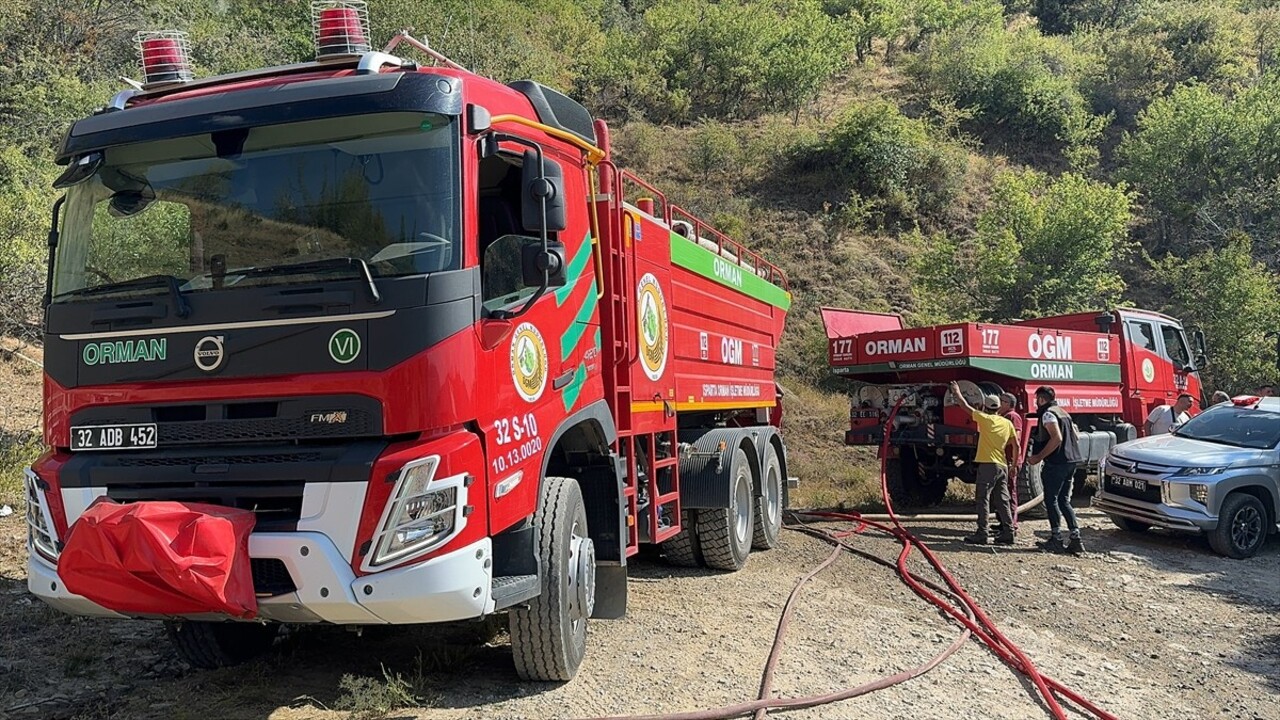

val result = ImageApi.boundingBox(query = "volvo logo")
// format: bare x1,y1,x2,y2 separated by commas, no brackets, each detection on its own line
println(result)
194,335,226,372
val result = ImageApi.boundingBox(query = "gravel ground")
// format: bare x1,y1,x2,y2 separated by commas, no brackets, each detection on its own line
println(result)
2,502,1278,720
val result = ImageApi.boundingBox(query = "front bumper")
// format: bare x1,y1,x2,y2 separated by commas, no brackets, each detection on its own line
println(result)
1091,492,1217,533
28,533,495,624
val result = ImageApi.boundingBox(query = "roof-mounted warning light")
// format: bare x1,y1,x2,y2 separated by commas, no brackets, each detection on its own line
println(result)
136,31,194,89
313,1,371,59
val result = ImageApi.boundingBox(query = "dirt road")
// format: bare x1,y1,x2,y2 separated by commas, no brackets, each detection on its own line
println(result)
3,502,1278,720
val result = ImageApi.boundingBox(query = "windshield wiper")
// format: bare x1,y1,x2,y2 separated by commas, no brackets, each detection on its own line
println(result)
57,274,191,318
237,257,381,304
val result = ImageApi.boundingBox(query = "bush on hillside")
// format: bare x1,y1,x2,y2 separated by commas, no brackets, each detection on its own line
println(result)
908,23,1103,163
1118,76,1280,261
1155,234,1280,393
915,169,1132,322
800,99,966,228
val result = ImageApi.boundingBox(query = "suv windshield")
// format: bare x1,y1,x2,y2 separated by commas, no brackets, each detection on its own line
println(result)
53,112,459,300
1174,403,1280,449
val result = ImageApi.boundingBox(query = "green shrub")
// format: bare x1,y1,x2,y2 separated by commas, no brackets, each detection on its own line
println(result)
916,169,1133,321
1155,234,1280,392
909,23,1103,161
805,99,967,226
1118,76,1280,258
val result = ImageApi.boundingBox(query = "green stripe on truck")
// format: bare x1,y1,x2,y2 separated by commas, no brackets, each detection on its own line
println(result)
669,232,791,311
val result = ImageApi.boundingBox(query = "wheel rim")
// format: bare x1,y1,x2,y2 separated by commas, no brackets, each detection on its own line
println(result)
567,517,595,634
764,460,782,532
733,469,752,545
1231,505,1263,551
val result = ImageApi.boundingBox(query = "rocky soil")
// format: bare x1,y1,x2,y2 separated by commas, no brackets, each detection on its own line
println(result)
3,503,1278,720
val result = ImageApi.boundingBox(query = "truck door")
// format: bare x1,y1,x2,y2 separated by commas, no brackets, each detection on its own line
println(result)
476,144,599,533
1158,323,1202,404
1124,318,1167,412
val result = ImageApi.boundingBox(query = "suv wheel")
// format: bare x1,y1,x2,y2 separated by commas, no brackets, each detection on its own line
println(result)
1208,493,1268,559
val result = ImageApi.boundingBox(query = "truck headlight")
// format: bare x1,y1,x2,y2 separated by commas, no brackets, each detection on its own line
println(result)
1189,484,1209,504
24,468,60,561
1174,466,1226,476
368,457,468,569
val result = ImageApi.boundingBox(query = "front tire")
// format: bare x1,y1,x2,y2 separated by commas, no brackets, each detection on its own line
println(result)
696,448,754,571
1208,493,1268,559
166,621,279,669
752,443,784,550
510,476,594,681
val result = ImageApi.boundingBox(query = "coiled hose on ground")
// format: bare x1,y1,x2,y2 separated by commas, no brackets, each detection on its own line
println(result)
581,395,1113,720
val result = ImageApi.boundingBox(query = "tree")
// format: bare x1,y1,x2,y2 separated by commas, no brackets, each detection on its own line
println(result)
1157,234,1280,392
916,170,1132,321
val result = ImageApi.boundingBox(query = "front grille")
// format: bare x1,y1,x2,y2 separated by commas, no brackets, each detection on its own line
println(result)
112,452,323,467
159,411,376,445
251,558,297,596
105,481,305,531
69,395,383,448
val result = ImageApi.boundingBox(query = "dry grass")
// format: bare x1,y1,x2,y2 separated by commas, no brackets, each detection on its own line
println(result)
0,343,43,505
782,380,885,509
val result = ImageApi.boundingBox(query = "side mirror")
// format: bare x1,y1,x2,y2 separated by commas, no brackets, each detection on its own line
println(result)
108,189,155,217
522,239,567,288
521,150,567,233
53,152,104,189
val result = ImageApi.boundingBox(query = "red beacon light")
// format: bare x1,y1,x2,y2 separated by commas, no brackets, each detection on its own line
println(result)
135,31,194,88
312,1,371,59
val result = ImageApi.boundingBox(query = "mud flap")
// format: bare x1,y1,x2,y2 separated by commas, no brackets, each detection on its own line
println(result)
591,563,627,619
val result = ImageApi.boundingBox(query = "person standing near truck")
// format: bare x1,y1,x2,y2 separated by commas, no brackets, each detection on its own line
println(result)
1027,386,1084,555
1144,393,1194,435
950,382,1018,545
999,391,1025,523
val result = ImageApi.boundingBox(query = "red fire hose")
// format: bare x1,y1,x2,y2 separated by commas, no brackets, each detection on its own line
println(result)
582,394,1117,720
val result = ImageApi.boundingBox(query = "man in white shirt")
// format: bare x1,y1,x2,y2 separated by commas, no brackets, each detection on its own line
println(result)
1144,393,1194,435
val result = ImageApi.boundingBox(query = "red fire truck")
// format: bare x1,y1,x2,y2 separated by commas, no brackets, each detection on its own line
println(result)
24,5,789,681
821,307,1205,507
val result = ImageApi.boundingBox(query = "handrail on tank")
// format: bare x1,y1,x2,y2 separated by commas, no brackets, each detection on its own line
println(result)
669,203,789,291
618,170,669,222
603,165,788,293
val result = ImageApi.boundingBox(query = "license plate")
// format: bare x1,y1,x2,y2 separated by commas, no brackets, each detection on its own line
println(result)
71,423,158,452
851,410,881,419
1108,474,1147,492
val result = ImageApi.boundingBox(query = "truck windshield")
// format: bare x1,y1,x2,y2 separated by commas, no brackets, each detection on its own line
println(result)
53,112,459,300
1173,404,1280,449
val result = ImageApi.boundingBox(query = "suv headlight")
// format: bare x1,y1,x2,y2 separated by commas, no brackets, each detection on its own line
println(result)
1174,467,1226,477
1189,484,1209,504
366,457,468,570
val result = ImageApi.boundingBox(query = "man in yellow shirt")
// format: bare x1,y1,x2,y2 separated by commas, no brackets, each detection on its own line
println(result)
949,382,1019,545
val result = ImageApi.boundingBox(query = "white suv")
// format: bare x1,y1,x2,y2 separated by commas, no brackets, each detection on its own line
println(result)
1093,397,1280,558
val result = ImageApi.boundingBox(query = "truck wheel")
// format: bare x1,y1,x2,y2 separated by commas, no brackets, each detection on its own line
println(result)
1017,463,1047,520
696,448,754,571
510,476,594,681
662,509,702,567
166,621,279,669
1108,515,1150,533
1208,493,1268,559
752,443,784,550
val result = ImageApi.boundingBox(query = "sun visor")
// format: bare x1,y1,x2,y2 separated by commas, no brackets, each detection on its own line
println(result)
819,307,903,339
59,499,258,619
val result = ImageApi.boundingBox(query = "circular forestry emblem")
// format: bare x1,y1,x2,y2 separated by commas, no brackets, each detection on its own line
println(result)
637,272,669,381
510,322,549,402
1141,358,1156,384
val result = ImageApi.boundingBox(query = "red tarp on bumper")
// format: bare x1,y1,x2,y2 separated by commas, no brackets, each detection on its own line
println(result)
59,500,258,618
